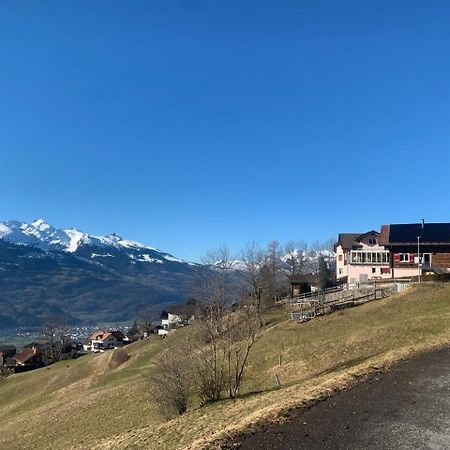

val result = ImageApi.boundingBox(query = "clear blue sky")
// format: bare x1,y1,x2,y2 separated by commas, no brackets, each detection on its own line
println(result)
1,1,449,261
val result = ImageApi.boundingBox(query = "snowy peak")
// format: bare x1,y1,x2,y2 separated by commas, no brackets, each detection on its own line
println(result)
0,219,185,265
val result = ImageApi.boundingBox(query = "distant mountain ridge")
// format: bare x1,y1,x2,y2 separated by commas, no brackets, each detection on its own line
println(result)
0,219,187,264
0,219,210,329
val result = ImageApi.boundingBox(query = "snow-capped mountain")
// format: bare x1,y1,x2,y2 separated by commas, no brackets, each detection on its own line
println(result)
0,219,246,329
0,219,185,265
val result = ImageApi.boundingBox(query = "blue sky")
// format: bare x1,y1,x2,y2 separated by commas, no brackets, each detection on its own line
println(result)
1,1,449,261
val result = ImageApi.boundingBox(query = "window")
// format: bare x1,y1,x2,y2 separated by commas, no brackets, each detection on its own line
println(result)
399,253,409,263
339,268,343,275
381,267,391,274
369,238,377,245
338,255,343,261
372,267,376,273
350,251,390,265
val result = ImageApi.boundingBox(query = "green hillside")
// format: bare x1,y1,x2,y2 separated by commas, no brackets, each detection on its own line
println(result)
0,283,449,450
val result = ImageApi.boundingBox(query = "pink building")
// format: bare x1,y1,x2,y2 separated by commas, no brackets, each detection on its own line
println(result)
334,230,391,284
335,222,450,283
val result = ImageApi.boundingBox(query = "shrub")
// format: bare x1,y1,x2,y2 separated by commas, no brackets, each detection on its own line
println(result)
147,350,192,420
109,348,129,369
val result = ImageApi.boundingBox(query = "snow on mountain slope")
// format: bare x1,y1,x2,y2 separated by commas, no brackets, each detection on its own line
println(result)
0,219,186,264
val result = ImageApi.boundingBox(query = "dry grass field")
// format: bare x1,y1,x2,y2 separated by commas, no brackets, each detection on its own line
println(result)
0,283,449,450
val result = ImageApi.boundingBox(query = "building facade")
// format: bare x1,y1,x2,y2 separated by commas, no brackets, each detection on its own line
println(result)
335,230,391,284
379,222,450,278
335,222,450,283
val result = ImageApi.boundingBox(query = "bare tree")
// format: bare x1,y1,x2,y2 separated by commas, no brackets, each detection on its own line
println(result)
240,241,267,324
147,348,192,419
41,312,69,362
223,301,260,398
137,305,158,334
265,240,283,303
192,246,235,403
323,238,336,253
282,240,308,279
184,246,262,404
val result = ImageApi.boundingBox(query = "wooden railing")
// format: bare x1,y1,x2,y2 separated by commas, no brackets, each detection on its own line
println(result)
288,284,401,322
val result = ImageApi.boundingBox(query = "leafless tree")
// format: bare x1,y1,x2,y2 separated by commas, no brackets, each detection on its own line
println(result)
41,312,69,362
182,246,263,404
282,240,308,279
240,241,267,324
265,240,283,303
137,305,158,334
147,348,192,419
190,246,236,403
222,302,260,398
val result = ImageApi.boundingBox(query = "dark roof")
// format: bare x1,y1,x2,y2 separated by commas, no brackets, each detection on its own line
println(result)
111,330,125,340
379,223,450,245
290,274,316,284
334,233,364,251
356,230,380,240
335,231,380,251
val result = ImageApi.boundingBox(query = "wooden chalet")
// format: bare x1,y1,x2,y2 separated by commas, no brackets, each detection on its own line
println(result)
379,221,450,277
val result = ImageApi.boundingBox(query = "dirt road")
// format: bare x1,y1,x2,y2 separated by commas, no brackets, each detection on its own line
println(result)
236,346,450,449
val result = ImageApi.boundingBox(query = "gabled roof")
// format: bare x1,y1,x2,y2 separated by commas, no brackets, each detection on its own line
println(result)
355,230,380,240
88,330,124,343
87,331,106,342
379,223,450,245
334,233,362,251
335,230,381,251
290,273,316,284
14,348,37,365
98,332,112,341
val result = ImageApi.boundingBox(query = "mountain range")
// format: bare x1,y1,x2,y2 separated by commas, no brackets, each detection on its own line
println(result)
0,219,213,329
0,219,334,330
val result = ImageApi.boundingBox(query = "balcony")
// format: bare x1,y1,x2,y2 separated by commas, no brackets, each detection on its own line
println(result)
350,251,390,265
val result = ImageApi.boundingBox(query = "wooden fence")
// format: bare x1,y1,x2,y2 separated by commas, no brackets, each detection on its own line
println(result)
288,283,403,322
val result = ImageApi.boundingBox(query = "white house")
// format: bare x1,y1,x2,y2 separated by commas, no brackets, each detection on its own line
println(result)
83,330,126,352
160,311,182,330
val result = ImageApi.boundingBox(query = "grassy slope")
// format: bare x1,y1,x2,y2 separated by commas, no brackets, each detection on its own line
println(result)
0,283,449,450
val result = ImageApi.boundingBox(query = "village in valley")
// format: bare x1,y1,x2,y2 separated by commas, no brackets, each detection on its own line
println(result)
0,305,195,377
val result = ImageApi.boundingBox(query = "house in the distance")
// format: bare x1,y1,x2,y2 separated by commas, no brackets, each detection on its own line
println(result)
335,230,391,284
379,222,450,278
160,311,182,330
83,330,126,352
13,347,41,367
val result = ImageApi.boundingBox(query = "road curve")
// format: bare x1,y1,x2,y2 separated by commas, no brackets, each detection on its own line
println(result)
235,346,450,450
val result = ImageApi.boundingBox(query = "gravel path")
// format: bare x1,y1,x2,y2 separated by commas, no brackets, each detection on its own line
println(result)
236,346,450,450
